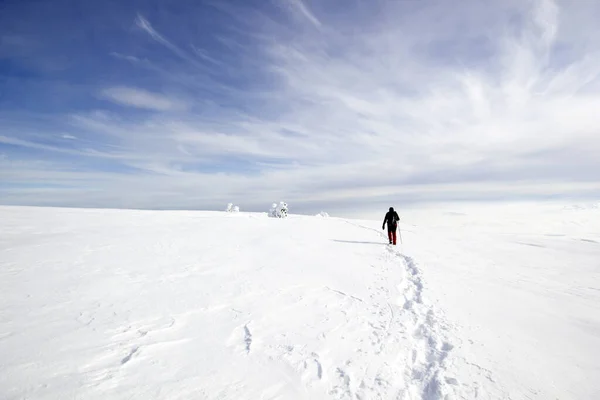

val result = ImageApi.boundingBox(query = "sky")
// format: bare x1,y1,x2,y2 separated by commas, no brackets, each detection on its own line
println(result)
1,0,599,217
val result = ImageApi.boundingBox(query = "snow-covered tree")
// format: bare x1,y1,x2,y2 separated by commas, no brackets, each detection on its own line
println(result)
268,203,279,218
269,201,288,218
226,203,240,213
278,202,288,218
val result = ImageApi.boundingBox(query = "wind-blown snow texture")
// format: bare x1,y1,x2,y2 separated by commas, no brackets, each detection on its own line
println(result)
0,205,599,399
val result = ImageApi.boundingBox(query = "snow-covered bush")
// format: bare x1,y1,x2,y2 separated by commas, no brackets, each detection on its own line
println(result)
316,211,329,218
269,201,288,218
226,203,240,213
279,202,288,218
269,203,278,217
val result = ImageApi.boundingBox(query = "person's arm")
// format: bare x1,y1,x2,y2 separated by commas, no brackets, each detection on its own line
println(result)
382,214,387,229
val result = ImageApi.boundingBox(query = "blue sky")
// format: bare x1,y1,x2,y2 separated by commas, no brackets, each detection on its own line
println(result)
1,0,599,216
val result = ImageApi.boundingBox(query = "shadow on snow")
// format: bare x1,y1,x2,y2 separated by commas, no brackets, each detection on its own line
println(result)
332,239,388,245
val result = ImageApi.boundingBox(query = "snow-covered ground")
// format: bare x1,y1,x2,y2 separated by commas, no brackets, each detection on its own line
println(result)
0,204,599,399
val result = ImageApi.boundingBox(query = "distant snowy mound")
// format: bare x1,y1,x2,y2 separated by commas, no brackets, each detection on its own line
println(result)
563,202,600,210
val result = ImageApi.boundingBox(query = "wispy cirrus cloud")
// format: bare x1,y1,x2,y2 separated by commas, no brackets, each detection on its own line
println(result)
133,14,207,69
100,87,187,111
281,0,322,28
1,0,599,214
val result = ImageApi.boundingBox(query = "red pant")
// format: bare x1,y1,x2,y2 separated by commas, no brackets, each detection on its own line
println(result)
388,229,397,245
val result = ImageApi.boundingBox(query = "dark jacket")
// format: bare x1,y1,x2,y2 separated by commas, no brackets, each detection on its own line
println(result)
382,210,400,230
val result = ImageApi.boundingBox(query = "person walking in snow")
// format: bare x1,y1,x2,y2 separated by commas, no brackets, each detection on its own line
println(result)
382,207,400,245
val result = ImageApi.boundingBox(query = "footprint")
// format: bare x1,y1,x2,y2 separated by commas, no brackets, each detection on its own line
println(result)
120,346,139,365
243,324,252,354
441,342,454,352
308,352,323,380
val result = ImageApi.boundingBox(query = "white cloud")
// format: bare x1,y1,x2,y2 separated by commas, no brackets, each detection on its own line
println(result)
100,87,187,111
282,0,321,28
134,14,214,70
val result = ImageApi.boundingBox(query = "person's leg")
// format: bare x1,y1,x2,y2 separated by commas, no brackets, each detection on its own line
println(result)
387,229,393,244
392,230,397,245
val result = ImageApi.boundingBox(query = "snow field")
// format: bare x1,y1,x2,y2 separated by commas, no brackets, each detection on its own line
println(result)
1,204,599,399
392,203,600,399
0,207,459,400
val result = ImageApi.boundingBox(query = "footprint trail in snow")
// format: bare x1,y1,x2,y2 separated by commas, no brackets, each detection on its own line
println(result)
248,233,462,399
